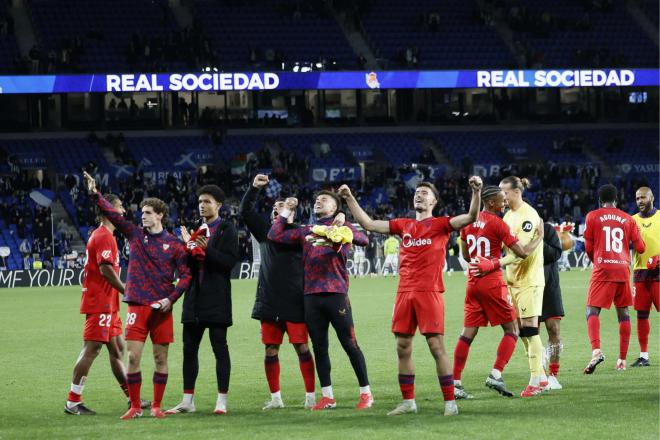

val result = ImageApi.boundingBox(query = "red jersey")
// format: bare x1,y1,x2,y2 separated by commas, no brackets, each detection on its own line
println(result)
80,225,120,314
584,207,646,282
389,216,453,293
460,211,519,283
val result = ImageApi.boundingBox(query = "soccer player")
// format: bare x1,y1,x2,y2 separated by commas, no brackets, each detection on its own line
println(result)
353,244,368,277
539,222,565,389
339,177,482,416
65,194,146,414
238,174,318,410
452,186,543,399
496,176,547,397
631,187,659,367
583,184,645,373
166,185,238,415
382,235,400,276
267,191,372,411
82,172,192,419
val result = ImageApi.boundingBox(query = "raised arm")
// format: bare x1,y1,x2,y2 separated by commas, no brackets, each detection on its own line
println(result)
337,184,390,234
267,198,304,245
83,171,137,238
239,175,271,242
205,222,240,271
449,176,483,230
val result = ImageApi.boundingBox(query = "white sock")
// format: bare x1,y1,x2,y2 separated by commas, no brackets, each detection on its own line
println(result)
445,400,456,406
453,379,462,386
305,392,315,400
183,393,194,405
641,352,649,360
529,376,540,387
216,393,227,408
321,386,334,399
490,369,502,380
403,398,415,404
271,391,282,400
359,385,371,395
592,349,601,357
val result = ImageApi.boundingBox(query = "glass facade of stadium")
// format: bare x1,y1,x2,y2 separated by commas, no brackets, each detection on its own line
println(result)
0,85,657,131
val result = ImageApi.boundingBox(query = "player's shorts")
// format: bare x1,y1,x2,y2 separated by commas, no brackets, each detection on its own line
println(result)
586,280,633,310
392,291,444,335
540,285,565,322
83,312,123,343
124,304,174,344
634,281,660,312
464,280,516,327
261,320,309,345
509,285,543,319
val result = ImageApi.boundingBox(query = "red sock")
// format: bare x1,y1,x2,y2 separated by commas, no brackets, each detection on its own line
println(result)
619,316,631,360
298,351,315,393
127,372,142,409
637,313,650,352
67,391,81,403
398,374,415,399
120,382,130,398
587,314,600,350
493,332,518,372
265,355,280,393
153,372,168,408
549,362,560,376
438,375,455,401
453,335,472,380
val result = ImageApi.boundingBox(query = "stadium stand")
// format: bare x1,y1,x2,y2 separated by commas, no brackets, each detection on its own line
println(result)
1,127,657,270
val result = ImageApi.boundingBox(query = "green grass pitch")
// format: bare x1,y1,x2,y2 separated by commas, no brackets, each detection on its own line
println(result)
0,271,658,439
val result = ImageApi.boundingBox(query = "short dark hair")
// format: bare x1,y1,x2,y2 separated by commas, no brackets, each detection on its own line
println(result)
315,190,342,214
197,184,226,204
96,193,121,223
140,197,168,219
415,182,439,201
598,184,618,204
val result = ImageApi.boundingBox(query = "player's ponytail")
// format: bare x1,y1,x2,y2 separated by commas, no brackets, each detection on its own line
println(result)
500,175,530,193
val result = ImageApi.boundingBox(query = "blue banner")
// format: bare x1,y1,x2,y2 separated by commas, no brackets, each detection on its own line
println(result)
0,69,656,94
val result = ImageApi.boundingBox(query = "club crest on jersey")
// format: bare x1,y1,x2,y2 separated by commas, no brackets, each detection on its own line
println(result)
522,221,533,232
402,233,432,248
101,250,111,259
163,243,170,251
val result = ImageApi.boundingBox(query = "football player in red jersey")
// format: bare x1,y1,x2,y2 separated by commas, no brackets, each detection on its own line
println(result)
583,184,645,374
83,172,192,419
451,186,543,399
64,194,147,414
339,176,481,416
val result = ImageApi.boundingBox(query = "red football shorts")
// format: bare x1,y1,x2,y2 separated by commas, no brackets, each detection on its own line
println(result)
634,281,660,312
587,280,633,309
261,321,309,345
83,312,123,343
464,279,516,327
124,304,174,344
392,291,444,335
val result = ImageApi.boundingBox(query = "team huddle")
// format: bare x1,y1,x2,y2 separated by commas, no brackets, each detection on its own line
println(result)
63,171,659,419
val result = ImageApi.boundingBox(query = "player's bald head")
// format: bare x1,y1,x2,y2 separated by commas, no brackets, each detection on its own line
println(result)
636,186,655,214
636,186,653,198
